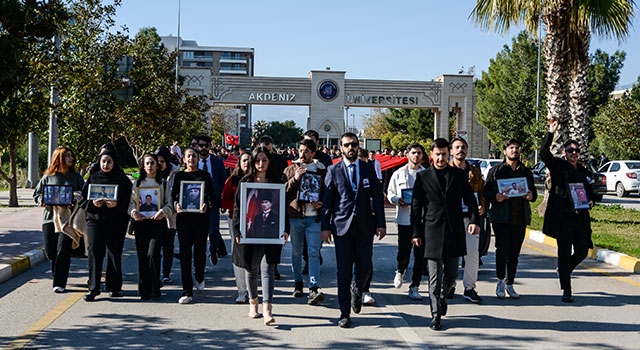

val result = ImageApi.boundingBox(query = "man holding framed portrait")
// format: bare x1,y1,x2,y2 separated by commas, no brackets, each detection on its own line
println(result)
283,139,327,305
484,139,537,300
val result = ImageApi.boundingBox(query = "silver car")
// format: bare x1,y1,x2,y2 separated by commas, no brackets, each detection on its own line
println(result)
598,161,640,197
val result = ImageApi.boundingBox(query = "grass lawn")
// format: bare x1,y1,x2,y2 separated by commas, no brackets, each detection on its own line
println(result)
528,197,640,259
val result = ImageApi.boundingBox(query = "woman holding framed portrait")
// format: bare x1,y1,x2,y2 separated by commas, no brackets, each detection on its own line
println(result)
232,146,290,325
156,146,181,284
128,154,173,300
81,150,133,301
33,147,85,294
170,147,215,305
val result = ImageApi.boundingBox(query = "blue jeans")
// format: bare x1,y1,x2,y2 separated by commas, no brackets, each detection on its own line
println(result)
290,217,322,288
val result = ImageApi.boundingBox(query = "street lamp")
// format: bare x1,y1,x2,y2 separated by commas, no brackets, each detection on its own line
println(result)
175,0,181,94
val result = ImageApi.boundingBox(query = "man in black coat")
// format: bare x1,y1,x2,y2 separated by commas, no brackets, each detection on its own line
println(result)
541,120,594,303
411,138,480,331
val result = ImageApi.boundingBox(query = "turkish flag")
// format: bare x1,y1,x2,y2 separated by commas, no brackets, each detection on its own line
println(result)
225,132,239,146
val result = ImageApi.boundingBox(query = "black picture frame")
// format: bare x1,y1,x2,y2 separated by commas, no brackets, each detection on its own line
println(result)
42,185,73,206
568,182,591,210
297,172,322,203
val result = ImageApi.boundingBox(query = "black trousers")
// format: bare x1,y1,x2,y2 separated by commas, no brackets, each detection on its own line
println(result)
42,222,73,288
492,222,526,285
177,213,208,296
427,257,459,318
556,212,591,291
334,221,373,318
86,220,127,293
161,228,176,277
133,220,164,297
396,224,425,288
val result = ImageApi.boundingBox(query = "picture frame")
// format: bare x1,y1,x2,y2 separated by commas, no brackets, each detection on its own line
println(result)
297,172,322,203
239,182,285,245
136,186,161,218
87,184,119,201
401,188,413,205
43,185,74,206
497,177,528,197
568,182,591,210
179,181,205,213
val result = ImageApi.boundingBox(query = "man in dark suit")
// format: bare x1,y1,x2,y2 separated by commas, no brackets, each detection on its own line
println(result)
195,135,228,265
322,132,386,328
249,191,279,239
411,138,480,331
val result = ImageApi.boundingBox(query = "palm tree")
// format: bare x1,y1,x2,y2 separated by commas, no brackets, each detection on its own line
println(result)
470,0,635,154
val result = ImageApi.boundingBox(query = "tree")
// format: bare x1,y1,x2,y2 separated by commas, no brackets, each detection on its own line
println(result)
263,120,303,147
470,0,635,155
209,105,240,147
475,31,546,159
382,108,434,151
252,120,269,140
0,0,67,207
361,108,389,139
592,76,640,160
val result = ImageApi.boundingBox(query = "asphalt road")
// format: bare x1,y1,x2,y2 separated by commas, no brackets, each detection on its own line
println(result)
1,210,640,349
599,192,640,210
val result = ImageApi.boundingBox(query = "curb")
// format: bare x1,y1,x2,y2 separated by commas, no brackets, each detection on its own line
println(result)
0,247,46,284
526,228,640,273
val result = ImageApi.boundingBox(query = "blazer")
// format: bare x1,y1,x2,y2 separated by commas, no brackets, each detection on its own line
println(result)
321,159,386,237
411,165,480,260
202,155,226,204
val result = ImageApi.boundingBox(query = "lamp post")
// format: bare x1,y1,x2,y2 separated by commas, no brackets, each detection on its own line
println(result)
174,0,181,94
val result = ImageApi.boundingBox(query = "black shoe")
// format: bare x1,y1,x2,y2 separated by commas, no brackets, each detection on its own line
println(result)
308,288,325,305
109,290,123,298
274,266,281,280
84,291,100,302
293,281,304,297
338,317,352,328
441,297,448,316
446,286,455,299
351,291,362,314
430,316,442,330
209,254,218,266
561,289,573,303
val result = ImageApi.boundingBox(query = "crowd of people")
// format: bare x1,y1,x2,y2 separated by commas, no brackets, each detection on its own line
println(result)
33,122,594,330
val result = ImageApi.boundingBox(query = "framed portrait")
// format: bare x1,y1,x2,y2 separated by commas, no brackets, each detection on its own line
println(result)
239,182,285,245
297,172,322,203
136,187,161,218
401,188,413,205
43,185,74,206
87,184,118,201
497,177,528,197
179,181,205,213
568,182,591,210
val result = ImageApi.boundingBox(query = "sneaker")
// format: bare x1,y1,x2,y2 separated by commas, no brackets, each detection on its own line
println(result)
408,286,423,300
463,288,483,303
52,286,65,293
178,295,193,304
496,279,506,299
362,292,376,305
162,273,173,284
506,284,520,299
307,289,326,305
196,281,205,292
393,271,404,289
235,292,248,304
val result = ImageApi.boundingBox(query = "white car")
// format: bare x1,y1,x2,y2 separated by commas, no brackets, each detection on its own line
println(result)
479,159,502,180
598,160,640,197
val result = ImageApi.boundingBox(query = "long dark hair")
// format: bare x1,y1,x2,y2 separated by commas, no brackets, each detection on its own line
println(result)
231,151,251,179
155,146,173,179
138,154,163,184
243,146,274,182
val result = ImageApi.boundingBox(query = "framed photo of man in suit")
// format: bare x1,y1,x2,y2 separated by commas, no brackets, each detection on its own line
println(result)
179,181,204,212
136,187,161,218
239,183,285,244
297,172,322,202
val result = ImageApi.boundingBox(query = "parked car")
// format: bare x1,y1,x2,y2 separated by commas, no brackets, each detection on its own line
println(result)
478,159,502,180
531,161,605,202
531,161,548,186
598,160,640,197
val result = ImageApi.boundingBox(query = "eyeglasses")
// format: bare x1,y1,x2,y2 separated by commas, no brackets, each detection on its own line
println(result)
342,142,359,148
565,147,581,154
198,143,209,148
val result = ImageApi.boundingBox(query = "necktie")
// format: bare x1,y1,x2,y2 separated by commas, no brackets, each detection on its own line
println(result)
263,213,267,221
202,159,208,174
349,164,357,190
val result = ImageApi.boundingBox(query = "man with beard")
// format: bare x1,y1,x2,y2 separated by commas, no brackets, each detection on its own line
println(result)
322,133,386,328
411,138,480,331
484,139,537,300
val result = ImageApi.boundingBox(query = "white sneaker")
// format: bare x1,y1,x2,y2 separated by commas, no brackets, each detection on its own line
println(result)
196,281,205,292
506,284,520,299
52,286,65,293
393,271,404,289
496,279,506,299
235,291,247,304
178,295,193,304
362,292,376,305
408,286,423,300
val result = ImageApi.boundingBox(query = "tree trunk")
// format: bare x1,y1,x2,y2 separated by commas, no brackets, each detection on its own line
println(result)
542,2,571,156
569,29,591,160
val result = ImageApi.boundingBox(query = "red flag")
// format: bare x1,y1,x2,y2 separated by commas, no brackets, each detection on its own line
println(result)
225,132,239,146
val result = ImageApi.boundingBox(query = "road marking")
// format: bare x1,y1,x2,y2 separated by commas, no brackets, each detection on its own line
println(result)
375,293,430,350
3,292,83,350
524,242,640,288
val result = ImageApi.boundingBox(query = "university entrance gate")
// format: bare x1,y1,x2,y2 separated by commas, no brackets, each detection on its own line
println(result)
206,70,489,158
